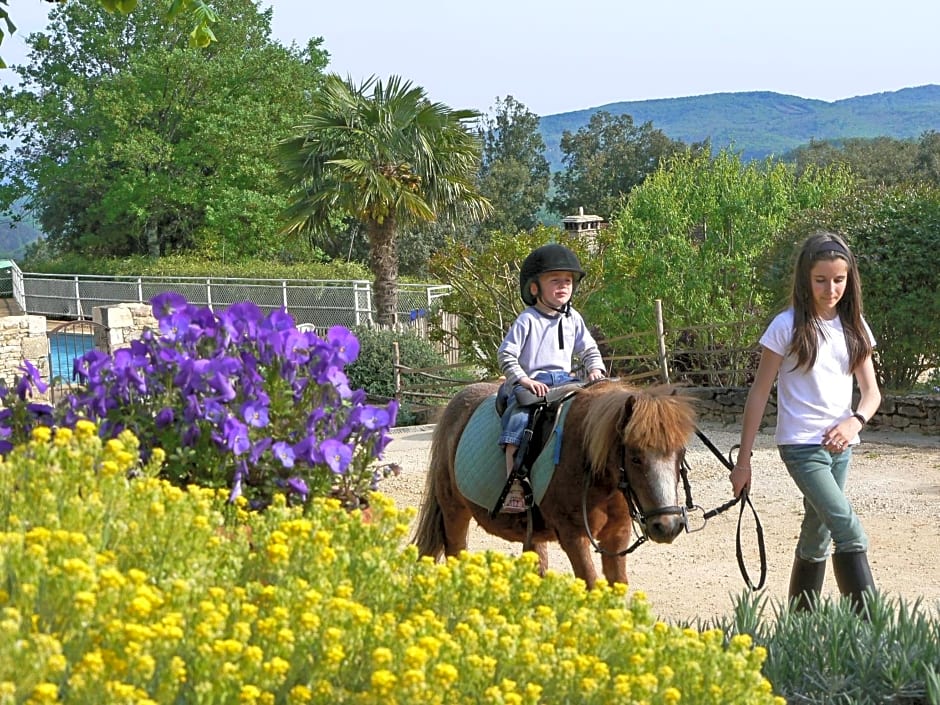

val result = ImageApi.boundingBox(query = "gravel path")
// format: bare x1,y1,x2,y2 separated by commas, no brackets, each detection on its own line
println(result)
377,422,940,624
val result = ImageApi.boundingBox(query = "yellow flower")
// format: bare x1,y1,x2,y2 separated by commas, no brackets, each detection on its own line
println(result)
287,685,312,704
325,645,344,668
371,670,398,696
401,669,425,688
239,684,262,703
47,654,67,673
31,426,52,443
28,682,59,704
372,647,393,666
266,542,290,562
431,663,458,687
74,591,96,610
663,687,682,704
129,596,153,618
53,427,73,445
264,657,290,678
403,645,429,669
170,656,187,683
75,419,97,438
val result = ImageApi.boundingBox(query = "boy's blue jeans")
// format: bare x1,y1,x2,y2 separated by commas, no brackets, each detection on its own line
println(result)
777,444,868,561
499,371,579,447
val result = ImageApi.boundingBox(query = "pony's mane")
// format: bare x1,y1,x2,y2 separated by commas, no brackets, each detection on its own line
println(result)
582,383,697,475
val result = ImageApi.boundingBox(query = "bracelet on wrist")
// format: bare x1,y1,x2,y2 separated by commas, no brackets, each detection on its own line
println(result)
851,411,867,425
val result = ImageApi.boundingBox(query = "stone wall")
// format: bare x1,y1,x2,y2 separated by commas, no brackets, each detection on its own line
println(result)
92,303,157,352
0,315,49,385
0,304,156,388
686,386,940,436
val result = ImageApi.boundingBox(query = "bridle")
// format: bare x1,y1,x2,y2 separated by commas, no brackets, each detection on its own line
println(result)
581,428,767,590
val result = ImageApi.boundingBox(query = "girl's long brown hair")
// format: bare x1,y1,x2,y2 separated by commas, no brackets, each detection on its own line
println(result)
789,231,872,373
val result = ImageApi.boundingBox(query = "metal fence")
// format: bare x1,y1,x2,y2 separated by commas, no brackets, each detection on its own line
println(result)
18,272,451,329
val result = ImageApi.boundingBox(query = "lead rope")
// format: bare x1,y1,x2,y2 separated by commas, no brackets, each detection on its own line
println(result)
692,428,767,591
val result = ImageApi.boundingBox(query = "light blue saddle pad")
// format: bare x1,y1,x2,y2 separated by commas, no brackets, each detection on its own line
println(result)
454,395,572,511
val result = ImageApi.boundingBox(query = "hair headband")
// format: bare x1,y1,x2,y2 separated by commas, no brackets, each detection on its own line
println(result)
809,238,849,258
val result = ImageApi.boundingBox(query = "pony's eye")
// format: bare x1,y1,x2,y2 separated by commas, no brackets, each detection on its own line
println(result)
629,454,643,466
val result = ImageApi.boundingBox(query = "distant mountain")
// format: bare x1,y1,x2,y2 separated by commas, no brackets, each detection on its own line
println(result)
0,211,41,261
538,85,940,170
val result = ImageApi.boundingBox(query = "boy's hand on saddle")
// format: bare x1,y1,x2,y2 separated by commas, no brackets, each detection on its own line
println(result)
587,369,605,382
519,377,549,397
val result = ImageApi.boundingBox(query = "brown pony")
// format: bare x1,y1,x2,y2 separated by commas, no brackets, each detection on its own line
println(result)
413,380,697,589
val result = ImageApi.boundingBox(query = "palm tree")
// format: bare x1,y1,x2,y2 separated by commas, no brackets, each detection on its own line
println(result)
278,74,491,325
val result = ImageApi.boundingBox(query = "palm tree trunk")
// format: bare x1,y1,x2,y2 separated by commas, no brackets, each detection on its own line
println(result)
367,216,399,326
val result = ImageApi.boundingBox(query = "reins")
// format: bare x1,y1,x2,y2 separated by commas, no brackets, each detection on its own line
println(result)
581,427,767,590
690,428,767,591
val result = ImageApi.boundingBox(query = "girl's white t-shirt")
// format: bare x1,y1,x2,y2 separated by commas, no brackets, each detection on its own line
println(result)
760,308,875,446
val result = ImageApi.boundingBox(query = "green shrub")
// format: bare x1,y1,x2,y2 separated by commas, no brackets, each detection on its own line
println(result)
22,252,372,281
0,427,785,704
346,326,447,425
712,591,940,705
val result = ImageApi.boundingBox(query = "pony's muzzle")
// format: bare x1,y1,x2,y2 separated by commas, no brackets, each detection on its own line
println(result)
640,507,685,543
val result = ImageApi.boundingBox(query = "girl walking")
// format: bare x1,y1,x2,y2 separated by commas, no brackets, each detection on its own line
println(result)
730,231,881,612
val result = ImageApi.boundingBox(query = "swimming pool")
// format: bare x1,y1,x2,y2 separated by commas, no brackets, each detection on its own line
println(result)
48,332,95,383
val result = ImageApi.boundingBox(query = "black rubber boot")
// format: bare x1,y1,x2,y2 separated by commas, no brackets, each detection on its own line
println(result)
832,551,876,616
788,556,826,612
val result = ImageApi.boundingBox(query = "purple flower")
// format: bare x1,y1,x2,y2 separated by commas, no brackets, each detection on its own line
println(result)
241,402,269,428
150,292,188,320
286,476,308,498
320,439,352,474
155,407,175,428
326,326,360,365
273,441,295,468
15,361,49,398
223,417,251,456
352,404,390,432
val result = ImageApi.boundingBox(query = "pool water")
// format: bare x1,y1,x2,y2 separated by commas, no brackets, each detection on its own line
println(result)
48,332,95,383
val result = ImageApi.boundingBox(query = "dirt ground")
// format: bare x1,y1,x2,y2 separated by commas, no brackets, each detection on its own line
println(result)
377,422,940,624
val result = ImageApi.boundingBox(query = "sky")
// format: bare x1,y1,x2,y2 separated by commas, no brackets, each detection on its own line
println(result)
2,0,939,116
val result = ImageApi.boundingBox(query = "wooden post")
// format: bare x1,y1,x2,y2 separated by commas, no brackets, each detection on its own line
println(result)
655,299,670,384
392,341,402,403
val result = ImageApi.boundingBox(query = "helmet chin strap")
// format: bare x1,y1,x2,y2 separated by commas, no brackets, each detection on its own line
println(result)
536,294,572,349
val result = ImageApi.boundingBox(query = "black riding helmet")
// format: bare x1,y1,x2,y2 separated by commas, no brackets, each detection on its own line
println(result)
519,244,586,306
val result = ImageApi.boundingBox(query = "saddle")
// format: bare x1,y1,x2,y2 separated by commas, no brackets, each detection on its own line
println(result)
491,379,584,517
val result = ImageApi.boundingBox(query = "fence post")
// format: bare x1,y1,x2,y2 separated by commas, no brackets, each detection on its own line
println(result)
282,281,288,310
655,299,670,384
137,277,144,304
206,279,213,311
392,341,402,403
74,276,84,319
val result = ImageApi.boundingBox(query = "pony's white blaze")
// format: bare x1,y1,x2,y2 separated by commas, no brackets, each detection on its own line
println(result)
637,451,684,542
646,453,680,505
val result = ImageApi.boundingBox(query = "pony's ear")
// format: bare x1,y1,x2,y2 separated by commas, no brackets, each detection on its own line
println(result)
620,394,636,432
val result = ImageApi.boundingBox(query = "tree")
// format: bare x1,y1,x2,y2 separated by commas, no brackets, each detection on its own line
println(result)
550,111,686,220
0,0,327,261
787,137,920,186
592,148,856,339
278,74,491,326
787,183,940,391
477,96,550,233
0,0,218,67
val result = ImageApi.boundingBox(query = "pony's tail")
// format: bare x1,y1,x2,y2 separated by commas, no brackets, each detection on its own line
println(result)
412,429,448,561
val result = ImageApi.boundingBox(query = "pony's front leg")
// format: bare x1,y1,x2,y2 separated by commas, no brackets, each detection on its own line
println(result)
597,507,632,585
600,553,628,585
555,530,598,589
